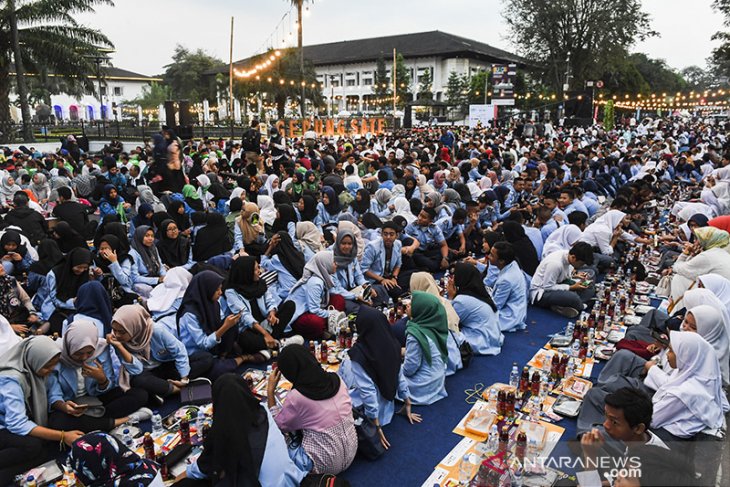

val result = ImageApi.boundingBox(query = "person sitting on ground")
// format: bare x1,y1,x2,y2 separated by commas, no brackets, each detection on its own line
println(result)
267,344,358,476
3,192,47,245
488,241,528,332
530,241,595,318
52,187,90,238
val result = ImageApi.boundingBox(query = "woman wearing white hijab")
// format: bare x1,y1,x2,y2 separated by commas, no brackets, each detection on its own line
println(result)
146,267,193,337
392,197,416,224
698,273,730,317
0,315,21,356
0,176,22,206
578,210,627,271
256,195,277,227
541,224,583,259
295,221,323,260
263,174,279,197
680,304,730,386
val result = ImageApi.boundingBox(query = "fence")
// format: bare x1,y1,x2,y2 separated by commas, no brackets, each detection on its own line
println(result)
0,120,250,144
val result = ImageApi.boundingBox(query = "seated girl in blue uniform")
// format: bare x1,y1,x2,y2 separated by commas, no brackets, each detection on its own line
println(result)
339,306,422,450
178,374,308,487
47,320,150,433
94,234,138,301
315,186,342,228
448,263,503,356
261,231,305,302
156,219,194,269
109,304,214,400
0,230,35,277
400,291,448,405
145,266,192,337
288,251,346,340
62,281,113,337
177,271,259,378
128,225,166,298
0,337,82,486
331,228,382,312
224,256,299,357
489,241,528,332
40,247,92,335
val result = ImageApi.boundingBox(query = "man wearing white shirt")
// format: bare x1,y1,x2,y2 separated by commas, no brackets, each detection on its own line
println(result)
529,242,594,317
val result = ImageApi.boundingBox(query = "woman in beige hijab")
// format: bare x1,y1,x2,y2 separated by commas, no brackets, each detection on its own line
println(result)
410,272,459,332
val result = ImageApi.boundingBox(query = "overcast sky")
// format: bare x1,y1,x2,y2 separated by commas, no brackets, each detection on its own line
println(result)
76,0,724,76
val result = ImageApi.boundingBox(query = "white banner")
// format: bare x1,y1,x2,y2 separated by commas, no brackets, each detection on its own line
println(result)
468,104,495,128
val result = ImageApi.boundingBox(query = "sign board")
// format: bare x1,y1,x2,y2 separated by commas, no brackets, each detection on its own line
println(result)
491,64,517,106
468,104,495,128
274,117,388,136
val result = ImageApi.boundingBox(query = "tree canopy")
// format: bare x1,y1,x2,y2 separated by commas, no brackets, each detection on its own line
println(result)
162,45,222,102
503,0,655,93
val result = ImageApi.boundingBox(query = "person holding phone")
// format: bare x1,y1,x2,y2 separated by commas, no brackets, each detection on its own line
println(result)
177,271,258,380
109,304,213,398
47,320,151,433
0,230,35,277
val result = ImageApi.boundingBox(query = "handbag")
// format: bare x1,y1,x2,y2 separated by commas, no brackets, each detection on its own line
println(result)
327,306,348,336
655,275,671,298
104,274,139,308
180,378,212,406
351,406,385,460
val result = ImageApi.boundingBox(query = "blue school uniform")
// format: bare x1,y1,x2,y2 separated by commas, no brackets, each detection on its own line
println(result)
399,335,447,406
107,256,138,294
491,261,528,332
360,238,402,283
39,270,76,320
151,297,183,338
224,288,278,333
314,203,340,227
120,323,191,378
261,255,297,302
288,276,329,326
452,295,503,355
338,357,409,427
332,259,367,300
128,249,166,288
233,224,266,253
0,377,37,434
47,348,119,404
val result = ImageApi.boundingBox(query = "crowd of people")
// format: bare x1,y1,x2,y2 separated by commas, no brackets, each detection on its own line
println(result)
0,114,728,486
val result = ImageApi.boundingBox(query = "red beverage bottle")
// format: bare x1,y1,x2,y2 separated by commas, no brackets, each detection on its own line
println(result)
519,367,530,394
180,417,191,444
143,432,155,460
506,391,516,417
530,371,541,396
516,431,527,462
320,341,328,363
497,390,506,416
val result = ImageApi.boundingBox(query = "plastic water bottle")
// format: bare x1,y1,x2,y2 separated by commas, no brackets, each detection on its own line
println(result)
570,340,580,358
151,410,163,435
485,424,499,454
122,428,134,448
565,321,575,337
196,410,206,439
511,466,524,487
509,363,520,389
459,453,475,485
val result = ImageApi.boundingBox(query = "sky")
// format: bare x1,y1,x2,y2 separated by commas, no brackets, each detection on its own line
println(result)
76,0,724,76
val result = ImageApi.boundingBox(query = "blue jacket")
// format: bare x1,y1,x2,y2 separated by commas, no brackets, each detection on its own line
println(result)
491,260,528,332
122,323,191,377
360,238,402,283
224,288,278,333
47,348,119,405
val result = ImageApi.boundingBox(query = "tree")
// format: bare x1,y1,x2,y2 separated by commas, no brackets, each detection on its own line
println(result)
163,45,223,103
372,56,390,98
394,53,411,108
417,69,433,101
628,53,685,93
711,0,730,78
445,71,468,117
681,65,721,90
603,100,615,130
467,70,490,105
503,0,655,94
127,82,172,110
0,0,113,142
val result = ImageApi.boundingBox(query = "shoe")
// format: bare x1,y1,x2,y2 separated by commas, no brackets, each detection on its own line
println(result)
550,305,580,318
149,394,164,407
258,349,272,361
279,335,304,349
128,407,153,423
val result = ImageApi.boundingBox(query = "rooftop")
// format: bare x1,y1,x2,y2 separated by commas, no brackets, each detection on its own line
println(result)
215,30,535,73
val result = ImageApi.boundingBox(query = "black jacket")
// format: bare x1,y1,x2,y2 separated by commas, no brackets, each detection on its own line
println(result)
3,206,48,245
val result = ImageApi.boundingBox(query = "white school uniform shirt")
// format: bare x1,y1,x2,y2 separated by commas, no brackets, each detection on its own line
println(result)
529,250,573,303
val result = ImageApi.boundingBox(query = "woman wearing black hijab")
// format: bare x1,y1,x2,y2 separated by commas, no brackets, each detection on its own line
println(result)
181,374,309,486
271,204,298,237
27,239,64,294
297,194,318,222
166,200,191,233
339,306,421,449
0,230,32,277
267,344,357,475
156,219,191,268
43,247,92,335
447,263,503,356
501,220,539,276
224,256,297,355
350,188,372,219
177,270,258,379
53,221,88,253
192,213,233,263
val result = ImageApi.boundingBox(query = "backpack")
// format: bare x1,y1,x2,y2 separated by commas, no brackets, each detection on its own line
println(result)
242,128,259,152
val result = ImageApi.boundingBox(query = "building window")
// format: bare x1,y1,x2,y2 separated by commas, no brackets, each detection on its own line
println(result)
100,86,107,96
331,79,340,87
113,86,123,96
363,77,373,86
346,79,356,87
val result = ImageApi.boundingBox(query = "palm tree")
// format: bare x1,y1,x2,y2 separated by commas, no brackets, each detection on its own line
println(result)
0,0,114,142
288,0,310,117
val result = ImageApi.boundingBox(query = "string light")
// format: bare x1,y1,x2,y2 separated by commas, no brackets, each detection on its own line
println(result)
233,50,282,78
